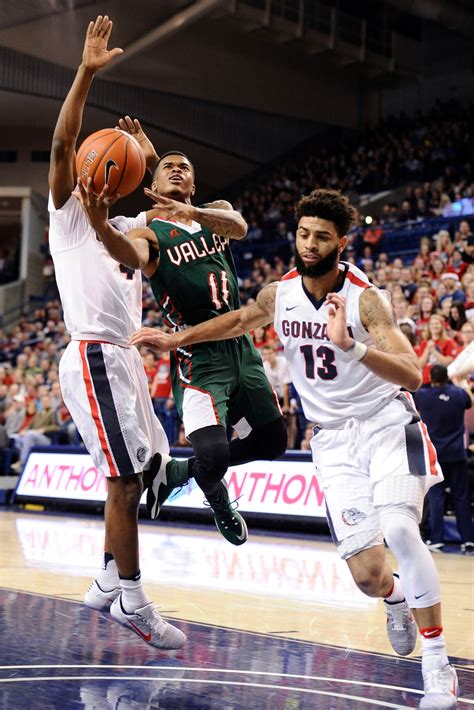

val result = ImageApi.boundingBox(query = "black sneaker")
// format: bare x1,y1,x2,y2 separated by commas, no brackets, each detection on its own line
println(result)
205,480,248,546
145,453,189,519
461,542,474,555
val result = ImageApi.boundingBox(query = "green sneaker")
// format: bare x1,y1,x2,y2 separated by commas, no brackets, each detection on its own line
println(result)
205,480,248,546
145,454,189,519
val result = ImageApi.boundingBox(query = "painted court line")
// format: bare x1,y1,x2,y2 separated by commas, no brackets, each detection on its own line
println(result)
0,676,414,708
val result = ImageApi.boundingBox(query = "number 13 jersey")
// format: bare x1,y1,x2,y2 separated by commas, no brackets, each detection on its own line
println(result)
148,216,241,328
274,262,399,426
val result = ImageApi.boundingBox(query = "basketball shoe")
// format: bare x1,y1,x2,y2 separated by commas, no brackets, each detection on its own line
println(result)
84,579,120,611
110,595,186,650
383,600,417,655
420,662,459,709
205,480,248,546
145,453,189,519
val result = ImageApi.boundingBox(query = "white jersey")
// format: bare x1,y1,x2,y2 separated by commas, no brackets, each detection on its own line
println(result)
274,262,399,426
48,192,146,345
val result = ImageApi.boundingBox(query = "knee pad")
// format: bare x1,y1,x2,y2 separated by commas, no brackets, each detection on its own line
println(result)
189,425,230,484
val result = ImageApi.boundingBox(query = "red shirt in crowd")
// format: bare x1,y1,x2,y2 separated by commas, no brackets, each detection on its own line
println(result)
415,338,458,385
150,357,172,399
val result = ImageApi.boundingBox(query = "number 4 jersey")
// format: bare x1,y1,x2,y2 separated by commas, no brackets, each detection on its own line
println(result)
274,262,399,426
48,192,145,345
148,216,240,328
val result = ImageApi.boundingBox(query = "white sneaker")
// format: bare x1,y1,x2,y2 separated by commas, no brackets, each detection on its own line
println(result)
426,542,445,553
110,594,186,650
84,579,120,611
384,600,417,655
420,663,459,709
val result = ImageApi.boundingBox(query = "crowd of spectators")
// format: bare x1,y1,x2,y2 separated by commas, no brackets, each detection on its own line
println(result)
232,101,473,252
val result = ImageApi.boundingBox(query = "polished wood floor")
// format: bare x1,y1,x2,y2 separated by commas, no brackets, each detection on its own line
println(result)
1,509,472,662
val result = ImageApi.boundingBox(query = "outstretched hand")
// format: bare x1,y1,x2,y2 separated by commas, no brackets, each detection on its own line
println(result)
129,327,179,353
144,189,195,222
326,293,353,351
82,15,123,73
116,116,158,168
72,177,120,231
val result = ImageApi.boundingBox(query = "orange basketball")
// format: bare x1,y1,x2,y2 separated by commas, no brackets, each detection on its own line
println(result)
76,128,146,198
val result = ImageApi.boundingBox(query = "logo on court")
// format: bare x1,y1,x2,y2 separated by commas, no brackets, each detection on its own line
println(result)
136,447,147,463
341,508,366,526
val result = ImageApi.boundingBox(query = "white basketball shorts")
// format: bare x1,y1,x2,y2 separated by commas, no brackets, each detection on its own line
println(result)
310,393,443,559
59,341,169,478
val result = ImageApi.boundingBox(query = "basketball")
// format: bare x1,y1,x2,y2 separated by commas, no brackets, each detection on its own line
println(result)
76,128,146,198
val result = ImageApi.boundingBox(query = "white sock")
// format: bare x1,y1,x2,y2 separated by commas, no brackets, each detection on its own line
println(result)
120,574,150,613
384,574,405,604
421,632,448,670
96,557,119,591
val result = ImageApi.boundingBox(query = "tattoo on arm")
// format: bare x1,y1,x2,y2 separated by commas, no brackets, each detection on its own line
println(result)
360,288,399,354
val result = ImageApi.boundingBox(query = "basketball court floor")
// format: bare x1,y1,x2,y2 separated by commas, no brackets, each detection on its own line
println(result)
0,509,473,709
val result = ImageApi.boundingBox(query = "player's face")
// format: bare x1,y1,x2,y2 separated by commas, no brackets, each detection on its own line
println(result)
295,216,347,278
152,155,195,200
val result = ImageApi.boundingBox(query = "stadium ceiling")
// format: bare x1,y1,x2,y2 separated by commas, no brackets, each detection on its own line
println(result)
0,0,472,197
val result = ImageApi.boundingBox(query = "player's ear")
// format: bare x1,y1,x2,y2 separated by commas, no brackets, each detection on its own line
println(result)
191,183,196,197
339,235,348,254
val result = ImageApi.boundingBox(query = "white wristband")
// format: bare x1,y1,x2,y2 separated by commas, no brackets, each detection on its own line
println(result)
346,340,368,361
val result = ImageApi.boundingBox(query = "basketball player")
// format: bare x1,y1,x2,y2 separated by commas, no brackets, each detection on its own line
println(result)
130,189,459,708
49,15,185,649
73,150,287,545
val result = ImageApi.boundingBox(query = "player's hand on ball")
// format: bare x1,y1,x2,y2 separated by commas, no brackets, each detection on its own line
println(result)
82,16,123,73
129,327,179,353
326,293,353,352
116,116,158,165
73,178,119,230
144,189,195,222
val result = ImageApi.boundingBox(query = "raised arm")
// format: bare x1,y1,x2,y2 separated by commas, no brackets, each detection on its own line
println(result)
143,191,247,239
129,283,277,352
49,16,123,209
326,288,422,391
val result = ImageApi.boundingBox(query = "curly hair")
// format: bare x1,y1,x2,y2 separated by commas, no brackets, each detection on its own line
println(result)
295,189,356,237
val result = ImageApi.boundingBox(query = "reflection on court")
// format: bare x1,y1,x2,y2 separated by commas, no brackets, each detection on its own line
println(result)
1,511,473,709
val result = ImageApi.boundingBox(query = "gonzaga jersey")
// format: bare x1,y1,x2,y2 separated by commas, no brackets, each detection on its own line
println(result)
48,192,145,345
148,216,240,328
274,262,399,425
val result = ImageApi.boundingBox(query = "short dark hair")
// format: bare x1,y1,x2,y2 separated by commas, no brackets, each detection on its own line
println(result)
430,364,449,385
153,151,194,180
295,189,356,237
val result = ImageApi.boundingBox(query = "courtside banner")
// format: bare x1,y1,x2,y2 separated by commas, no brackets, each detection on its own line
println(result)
14,447,326,519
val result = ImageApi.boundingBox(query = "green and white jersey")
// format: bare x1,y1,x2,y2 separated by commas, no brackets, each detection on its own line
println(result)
148,216,241,328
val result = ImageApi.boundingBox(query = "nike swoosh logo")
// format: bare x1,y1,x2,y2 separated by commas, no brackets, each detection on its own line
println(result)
104,159,118,185
128,620,152,642
285,305,299,311
414,592,428,599
423,629,440,637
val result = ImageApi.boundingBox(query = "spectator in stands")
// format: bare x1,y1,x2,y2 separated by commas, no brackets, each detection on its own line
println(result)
3,394,25,437
149,352,177,444
416,295,436,337
299,424,313,452
10,395,59,471
448,301,467,334
393,298,416,334
261,344,297,449
399,267,418,302
414,365,473,554
439,273,465,304
172,425,191,449
416,314,457,386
